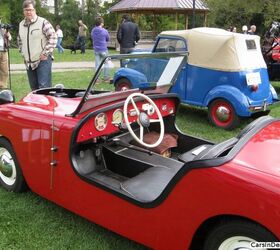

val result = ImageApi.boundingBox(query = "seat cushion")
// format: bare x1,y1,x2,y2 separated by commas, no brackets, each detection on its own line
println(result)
120,166,178,202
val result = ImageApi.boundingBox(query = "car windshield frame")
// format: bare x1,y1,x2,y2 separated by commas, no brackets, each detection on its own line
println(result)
68,52,187,117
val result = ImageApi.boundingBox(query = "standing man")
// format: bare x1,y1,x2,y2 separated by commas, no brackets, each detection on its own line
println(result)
18,0,57,90
117,14,140,54
78,20,88,54
0,20,12,89
248,25,257,35
91,17,110,82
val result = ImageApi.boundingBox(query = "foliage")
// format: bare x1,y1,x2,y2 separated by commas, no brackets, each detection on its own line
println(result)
205,0,280,34
100,0,120,30
57,0,81,46
2,0,280,47
0,1,10,24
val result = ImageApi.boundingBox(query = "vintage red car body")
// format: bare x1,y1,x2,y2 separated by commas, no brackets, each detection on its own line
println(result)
0,53,279,249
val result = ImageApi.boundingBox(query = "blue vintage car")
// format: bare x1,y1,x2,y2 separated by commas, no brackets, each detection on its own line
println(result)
112,28,279,129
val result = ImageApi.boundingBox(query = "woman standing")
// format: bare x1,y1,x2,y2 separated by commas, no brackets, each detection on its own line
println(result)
91,17,110,82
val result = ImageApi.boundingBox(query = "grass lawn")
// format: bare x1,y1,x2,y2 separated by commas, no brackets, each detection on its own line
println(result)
1,52,280,249
9,48,117,64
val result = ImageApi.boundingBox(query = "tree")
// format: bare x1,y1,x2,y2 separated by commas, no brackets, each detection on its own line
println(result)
205,0,280,34
59,0,81,46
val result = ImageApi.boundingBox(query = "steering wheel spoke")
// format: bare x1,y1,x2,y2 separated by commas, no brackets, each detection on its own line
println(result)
139,126,144,141
149,119,160,123
123,93,164,148
131,98,140,115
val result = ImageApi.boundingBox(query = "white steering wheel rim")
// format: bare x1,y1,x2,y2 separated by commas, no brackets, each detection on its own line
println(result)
123,93,164,148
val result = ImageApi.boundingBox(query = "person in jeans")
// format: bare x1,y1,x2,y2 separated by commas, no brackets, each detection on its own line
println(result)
78,20,88,54
18,0,57,90
55,24,64,53
91,16,110,82
117,14,140,54
0,22,12,89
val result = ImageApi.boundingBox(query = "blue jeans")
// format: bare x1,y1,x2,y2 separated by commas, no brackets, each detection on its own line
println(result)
94,50,109,79
27,56,52,90
78,36,86,53
56,37,64,53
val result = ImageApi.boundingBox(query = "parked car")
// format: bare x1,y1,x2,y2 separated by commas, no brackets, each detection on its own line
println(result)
0,53,280,250
113,27,279,129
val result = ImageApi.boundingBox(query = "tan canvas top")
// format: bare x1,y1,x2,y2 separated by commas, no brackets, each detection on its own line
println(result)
160,28,267,71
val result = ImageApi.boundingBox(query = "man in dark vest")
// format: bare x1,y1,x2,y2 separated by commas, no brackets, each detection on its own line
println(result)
117,14,140,54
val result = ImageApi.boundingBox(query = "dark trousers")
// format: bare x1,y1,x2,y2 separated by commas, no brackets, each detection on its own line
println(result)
120,47,134,54
78,36,86,53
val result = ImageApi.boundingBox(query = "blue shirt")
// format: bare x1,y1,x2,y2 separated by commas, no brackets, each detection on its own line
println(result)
91,26,109,52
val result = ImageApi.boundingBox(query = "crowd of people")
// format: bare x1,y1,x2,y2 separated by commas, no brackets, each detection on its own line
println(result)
228,24,257,34
0,0,141,91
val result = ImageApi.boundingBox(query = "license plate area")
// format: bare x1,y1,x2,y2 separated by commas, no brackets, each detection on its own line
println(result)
246,72,261,86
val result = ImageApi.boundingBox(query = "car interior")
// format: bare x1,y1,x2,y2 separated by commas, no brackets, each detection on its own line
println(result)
68,88,275,205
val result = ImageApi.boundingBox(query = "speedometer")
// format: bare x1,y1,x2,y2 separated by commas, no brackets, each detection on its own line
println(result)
112,109,124,125
94,113,108,131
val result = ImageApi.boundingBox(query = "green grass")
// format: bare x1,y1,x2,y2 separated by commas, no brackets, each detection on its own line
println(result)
0,190,145,250
3,56,280,249
9,48,118,64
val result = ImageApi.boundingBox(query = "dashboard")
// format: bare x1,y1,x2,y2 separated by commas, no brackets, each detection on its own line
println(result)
76,97,177,143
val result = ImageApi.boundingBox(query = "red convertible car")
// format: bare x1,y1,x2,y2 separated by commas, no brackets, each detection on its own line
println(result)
0,53,279,250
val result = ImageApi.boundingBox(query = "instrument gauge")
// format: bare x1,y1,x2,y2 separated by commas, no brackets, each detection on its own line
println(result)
112,109,124,125
94,113,108,131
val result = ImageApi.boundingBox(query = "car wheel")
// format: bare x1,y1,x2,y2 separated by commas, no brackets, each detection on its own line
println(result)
203,220,277,250
208,99,240,130
115,78,132,91
0,138,27,192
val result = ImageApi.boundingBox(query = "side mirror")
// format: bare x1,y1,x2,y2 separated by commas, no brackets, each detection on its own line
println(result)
0,90,15,104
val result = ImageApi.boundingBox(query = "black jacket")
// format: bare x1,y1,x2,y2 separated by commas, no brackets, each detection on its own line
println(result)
117,21,140,48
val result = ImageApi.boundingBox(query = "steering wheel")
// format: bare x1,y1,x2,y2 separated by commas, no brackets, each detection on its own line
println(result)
167,46,176,52
123,93,164,148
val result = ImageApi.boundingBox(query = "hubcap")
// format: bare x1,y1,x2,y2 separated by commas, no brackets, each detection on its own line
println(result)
121,86,128,91
216,106,230,122
219,236,264,250
0,148,16,186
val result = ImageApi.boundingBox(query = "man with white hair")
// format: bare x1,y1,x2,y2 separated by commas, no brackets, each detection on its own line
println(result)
248,25,257,35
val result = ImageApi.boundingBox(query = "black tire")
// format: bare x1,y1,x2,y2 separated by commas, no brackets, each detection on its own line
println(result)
115,78,132,91
0,137,27,192
208,99,240,130
203,219,278,250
